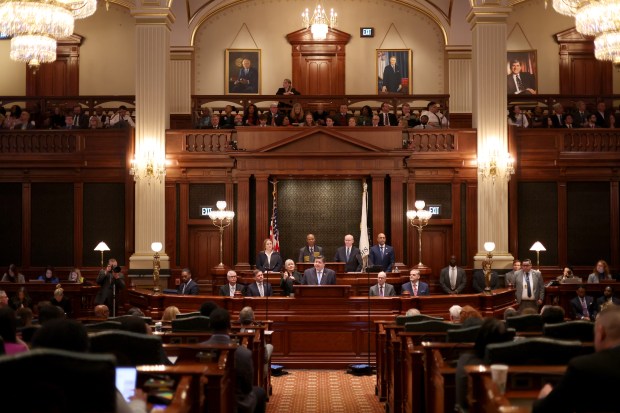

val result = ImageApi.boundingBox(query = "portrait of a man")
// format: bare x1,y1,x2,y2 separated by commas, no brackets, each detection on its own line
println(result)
226,49,261,94
377,49,410,94
507,51,537,95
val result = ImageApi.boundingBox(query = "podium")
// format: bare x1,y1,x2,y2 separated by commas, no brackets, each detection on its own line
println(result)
292,285,350,298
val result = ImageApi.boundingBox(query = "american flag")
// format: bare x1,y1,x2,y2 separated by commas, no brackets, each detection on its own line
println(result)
269,181,280,252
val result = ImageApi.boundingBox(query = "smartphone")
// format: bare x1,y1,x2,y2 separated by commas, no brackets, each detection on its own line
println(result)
115,367,137,403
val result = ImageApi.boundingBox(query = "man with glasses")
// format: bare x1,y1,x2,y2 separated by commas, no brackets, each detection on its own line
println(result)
514,258,544,312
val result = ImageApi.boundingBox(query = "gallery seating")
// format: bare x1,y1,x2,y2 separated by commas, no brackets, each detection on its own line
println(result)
542,320,595,342
84,320,123,332
171,315,210,332
484,337,594,365
89,330,168,366
505,314,544,332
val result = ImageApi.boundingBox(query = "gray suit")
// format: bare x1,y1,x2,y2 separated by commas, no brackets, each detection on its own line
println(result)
504,270,517,286
439,265,467,294
514,269,544,305
302,268,336,285
369,283,396,297
298,245,324,263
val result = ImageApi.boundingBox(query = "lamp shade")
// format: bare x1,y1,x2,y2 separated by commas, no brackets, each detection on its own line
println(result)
414,200,426,210
484,242,496,252
529,241,546,252
216,200,227,210
151,242,163,253
94,241,110,252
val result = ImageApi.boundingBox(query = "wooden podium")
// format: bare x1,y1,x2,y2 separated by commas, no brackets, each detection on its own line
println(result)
292,285,351,298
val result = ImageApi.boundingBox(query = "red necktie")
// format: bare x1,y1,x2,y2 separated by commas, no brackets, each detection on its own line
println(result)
413,283,418,296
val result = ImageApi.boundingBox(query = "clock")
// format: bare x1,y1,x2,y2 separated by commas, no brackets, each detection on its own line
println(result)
360,27,374,38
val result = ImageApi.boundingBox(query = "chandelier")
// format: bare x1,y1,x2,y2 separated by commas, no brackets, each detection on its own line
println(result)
551,0,620,63
129,152,167,183
0,0,96,69
478,150,515,184
301,3,337,41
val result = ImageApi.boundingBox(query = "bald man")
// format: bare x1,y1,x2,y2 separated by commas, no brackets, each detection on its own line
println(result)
533,305,620,412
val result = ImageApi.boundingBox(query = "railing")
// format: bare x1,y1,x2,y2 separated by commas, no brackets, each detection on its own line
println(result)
563,130,620,152
0,95,136,116
0,131,78,153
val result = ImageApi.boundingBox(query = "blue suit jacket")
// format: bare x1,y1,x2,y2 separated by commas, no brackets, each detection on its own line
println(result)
245,282,273,297
177,279,200,295
401,281,430,296
369,244,395,272
302,268,336,285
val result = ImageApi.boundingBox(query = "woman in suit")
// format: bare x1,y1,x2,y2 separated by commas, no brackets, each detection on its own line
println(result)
280,259,302,296
256,238,283,272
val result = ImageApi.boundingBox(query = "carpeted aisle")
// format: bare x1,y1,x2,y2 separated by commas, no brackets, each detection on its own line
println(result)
266,370,385,413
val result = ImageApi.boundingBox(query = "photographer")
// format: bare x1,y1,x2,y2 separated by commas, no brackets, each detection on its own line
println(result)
94,258,125,317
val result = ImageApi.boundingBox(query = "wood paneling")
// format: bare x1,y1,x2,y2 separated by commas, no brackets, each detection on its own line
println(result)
188,227,221,289
26,34,82,96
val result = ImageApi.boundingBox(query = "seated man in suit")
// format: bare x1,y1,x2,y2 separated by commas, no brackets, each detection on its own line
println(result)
201,308,266,413
298,233,323,263
333,234,363,272
245,270,273,297
369,271,396,297
504,259,521,287
369,233,395,272
401,268,430,296
570,285,596,321
533,305,620,413
177,268,200,295
472,258,499,293
219,270,245,297
439,255,467,295
302,256,336,285
597,286,620,313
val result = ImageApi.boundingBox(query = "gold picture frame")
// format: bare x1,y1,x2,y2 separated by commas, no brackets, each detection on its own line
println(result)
376,49,411,94
226,49,261,95
507,50,538,95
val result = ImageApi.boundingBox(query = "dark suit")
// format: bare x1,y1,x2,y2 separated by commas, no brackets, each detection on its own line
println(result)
369,244,395,272
507,72,536,94
276,87,300,111
369,283,396,296
220,113,235,128
439,265,467,294
532,346,620,413
382,65,403,93
334,113,351,126
219,283,245,297
298,246,324,263
472,270,499,293
572,110,590,127
280,271,303,296
378,112,398,126
232,67,258,93
71,113,89,129
550,113,565,128
245,282,273,297
597,296,620,312
266,112,283,127
594,110,610,128
94,269,126,309
401,281,430,296
570,295,596,320
255,251,283,272
177,279,199,295
333,246,363,272
302,268,336,285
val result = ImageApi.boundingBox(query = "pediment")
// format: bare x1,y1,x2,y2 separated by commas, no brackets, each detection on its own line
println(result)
554,27,593,43
255,128,384,154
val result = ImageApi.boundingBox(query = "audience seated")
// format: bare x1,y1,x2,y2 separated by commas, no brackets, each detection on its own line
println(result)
94,304,110,319
449,305,462,323
162,305,181,322
459,305,483,328
0,307,29,354
540,305,565,324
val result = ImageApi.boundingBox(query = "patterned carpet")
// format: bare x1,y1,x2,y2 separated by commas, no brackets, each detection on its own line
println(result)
267,370,385,413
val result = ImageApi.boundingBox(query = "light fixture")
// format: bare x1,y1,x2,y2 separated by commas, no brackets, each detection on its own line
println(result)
301,3,337,41
151,242,162,294
483,242,495,294
478,150,515,184
0,0,96,69
94,241,110,268
130,152,166,183
551,0,620,64
529,241,546,269
208,200,235,268
406,200,433,268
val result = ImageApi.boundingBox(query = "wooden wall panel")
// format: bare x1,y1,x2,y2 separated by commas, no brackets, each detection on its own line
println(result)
188,227,221,290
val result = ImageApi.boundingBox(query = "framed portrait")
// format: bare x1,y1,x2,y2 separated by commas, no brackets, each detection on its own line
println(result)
226,49,261,95
377,49,411,94
507,50,538,95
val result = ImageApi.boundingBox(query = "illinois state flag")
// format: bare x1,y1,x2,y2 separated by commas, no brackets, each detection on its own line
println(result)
270,181,280,252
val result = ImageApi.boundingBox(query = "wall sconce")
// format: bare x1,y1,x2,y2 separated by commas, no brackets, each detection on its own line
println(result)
478,150,515,184
530,241,546,269
483,241,495,294
129,152,166,183
406,200,433,268
209,201,235,268
151,242,163,294
94,241,110,268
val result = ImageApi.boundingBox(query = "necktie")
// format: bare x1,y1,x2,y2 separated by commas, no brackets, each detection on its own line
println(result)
380,286,384,297
258,282,264,297
230,285,235,296
384,113,388,126
581,298,589,318
317,271,322,284
310,247,313,255
182,283,186,294
381,246,385,256
516,75,524,92
423,125,426,129
74,115,79,126
346,248,350,261
413,283,418,296
450,267,456,290
525,273,532,298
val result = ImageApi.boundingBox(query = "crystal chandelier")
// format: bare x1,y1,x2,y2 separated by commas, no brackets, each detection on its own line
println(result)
0,0,97,69
301,3,337,41
552,0,620,63
478,150,515,184
129,152,167,184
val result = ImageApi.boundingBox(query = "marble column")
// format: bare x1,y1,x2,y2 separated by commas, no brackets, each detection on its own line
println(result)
467,4,514,269
129,5,175,278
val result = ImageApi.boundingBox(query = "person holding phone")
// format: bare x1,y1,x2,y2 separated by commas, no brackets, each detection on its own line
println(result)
95,258,125,317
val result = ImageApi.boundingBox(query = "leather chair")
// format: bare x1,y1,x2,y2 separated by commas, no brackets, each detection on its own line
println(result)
395,314,443,325
543,321,595,342
484,337,593,365
404,320,456,332
172,315,210,332
446,326,517,343
90,330,169,366
0,348,116,412
85,320,123,332
505,314,544,332
109,314,153,325
176,311,202,319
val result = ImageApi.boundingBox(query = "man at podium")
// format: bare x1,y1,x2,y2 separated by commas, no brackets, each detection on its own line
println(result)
302,257,336,285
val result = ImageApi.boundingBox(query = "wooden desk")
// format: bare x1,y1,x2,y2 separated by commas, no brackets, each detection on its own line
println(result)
0,282,99,317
